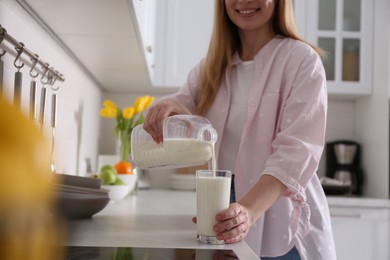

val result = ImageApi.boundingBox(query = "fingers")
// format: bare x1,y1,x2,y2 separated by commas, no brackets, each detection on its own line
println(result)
216,203,242,221
143,99,192,143
218,222,249,244
143,107,164,143
143,103,171,143
213,203,250,244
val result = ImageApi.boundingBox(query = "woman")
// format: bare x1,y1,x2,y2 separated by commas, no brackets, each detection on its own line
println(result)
143,0,336,259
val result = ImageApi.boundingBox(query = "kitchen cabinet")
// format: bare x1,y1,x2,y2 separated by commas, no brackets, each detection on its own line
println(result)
135,0,374,94
294,0,373,96
328,197,390,260
130,0,214,88
131,0,160,86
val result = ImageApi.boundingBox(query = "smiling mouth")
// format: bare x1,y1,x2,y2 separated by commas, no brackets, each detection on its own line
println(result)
237,9,259,15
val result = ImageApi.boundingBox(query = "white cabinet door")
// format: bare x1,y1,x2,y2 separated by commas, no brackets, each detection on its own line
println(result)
161,0,214,87
131,0,214,88
131,0,160,85
295,0,373,96
330,207,389,260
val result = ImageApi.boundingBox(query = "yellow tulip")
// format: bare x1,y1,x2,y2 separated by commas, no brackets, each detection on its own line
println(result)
100,107,117,118
132,96,142,112
122,107,135,119
103,100,117,109
144,96,155,108
134,97,146,114
135,95,154,114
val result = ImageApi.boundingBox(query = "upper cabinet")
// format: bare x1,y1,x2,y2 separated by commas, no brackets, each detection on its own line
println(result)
132,0,373,95
295,0,374,96
130,0,214,88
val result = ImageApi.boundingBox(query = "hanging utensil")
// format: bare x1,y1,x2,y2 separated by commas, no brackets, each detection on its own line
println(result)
50,91,57,173
39,63,50,131
38,87,47,129
0,49,5,96
14,43,25,108
29,54,39,120
0,27,5,96
50,74,59,173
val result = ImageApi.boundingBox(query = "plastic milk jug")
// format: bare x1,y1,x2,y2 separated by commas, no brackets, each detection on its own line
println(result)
131,115,217,169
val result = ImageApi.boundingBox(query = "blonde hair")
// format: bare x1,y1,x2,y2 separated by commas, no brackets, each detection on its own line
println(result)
195,0,323,115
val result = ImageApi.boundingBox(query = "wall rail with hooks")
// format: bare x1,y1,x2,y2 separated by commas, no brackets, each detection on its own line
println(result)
0,24,65,83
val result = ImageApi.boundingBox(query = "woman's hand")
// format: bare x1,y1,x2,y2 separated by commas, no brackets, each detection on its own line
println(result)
192,175,286,244
191,203,252,244
143,98,192,143
214,203,252,244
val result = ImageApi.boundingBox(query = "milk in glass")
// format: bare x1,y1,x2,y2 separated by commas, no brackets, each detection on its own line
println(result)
196,170,231,244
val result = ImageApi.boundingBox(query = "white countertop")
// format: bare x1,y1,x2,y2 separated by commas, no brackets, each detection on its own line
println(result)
327,196,390,209
66,189,259,259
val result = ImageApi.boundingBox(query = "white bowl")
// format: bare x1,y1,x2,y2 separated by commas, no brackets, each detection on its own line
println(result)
102,185,131,202
117,173,137,192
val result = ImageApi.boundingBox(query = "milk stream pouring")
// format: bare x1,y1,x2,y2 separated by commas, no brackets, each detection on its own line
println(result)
131,115,218,169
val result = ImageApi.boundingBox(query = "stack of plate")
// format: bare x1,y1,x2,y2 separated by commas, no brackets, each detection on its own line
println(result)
53,174,110,219
169,173,196,190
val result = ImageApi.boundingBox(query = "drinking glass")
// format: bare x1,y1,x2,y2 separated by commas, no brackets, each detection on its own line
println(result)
196,170,232,244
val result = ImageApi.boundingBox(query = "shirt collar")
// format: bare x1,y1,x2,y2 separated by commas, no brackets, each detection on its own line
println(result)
231,36,283,66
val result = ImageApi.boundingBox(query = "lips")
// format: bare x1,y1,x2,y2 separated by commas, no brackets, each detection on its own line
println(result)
237,8,259,17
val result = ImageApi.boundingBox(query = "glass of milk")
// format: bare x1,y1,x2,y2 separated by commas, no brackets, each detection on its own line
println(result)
196,170,232,244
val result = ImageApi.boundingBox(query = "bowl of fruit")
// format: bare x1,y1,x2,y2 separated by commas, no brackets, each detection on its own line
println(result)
99,164,133,202
114,161,137,192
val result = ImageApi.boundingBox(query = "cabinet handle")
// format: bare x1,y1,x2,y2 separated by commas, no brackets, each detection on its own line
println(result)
330,213,362,219
146,46,152,53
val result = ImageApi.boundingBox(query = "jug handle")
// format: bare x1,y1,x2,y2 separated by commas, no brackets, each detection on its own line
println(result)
197,126,218,143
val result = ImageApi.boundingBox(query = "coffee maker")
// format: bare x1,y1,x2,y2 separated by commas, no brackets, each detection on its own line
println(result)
326,140,364,195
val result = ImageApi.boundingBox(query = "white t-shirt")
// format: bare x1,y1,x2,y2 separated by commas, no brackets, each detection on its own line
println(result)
219,60,255,173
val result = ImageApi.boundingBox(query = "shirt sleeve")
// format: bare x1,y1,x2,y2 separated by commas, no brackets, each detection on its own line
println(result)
263,48,327,241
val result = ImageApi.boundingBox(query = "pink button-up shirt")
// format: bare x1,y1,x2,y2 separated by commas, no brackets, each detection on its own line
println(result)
170,37,336,260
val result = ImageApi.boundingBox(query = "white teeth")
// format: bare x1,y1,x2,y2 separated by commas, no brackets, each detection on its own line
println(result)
239,9,256,14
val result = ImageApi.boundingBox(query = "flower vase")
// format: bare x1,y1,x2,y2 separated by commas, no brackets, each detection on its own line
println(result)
119,131,131,162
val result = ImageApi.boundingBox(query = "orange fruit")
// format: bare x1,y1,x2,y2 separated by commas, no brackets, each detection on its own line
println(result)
114,161,133,174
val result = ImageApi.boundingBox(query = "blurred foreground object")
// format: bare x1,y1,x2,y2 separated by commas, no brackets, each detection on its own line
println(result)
0,97,64,260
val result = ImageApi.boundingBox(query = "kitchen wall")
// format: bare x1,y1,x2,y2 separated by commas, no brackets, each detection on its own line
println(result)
354,0,390,198
0,0,102,175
